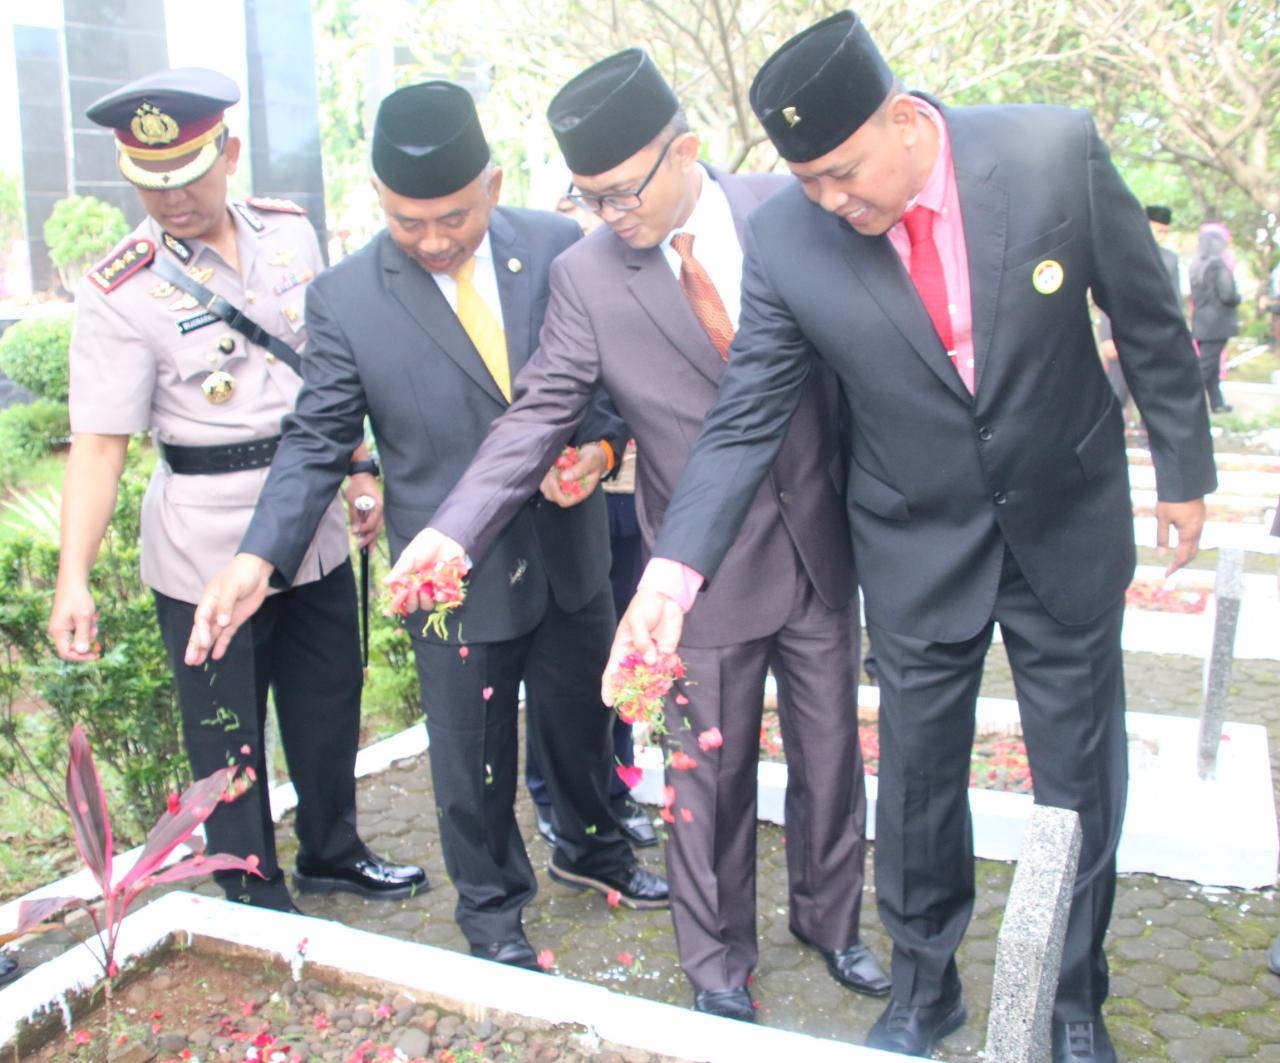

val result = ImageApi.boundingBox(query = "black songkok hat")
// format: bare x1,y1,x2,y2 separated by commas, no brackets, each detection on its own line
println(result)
371,82,490,199
547,49,679,177
86,67,239,189
749,10,895,163
1145,204,1173,225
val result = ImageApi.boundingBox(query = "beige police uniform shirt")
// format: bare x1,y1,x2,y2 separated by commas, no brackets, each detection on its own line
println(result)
68,202,349,604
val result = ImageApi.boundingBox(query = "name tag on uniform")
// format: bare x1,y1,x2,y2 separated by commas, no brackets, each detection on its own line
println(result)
177,310,219,334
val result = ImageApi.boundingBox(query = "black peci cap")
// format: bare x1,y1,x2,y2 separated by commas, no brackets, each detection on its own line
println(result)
86,67,239,189
749,10,895,163
371,82,490,199
1145,205,1173,225
547,49,680,177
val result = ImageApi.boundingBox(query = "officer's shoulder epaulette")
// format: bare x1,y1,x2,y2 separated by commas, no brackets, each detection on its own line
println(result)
245,195,307,215
86,238,156,294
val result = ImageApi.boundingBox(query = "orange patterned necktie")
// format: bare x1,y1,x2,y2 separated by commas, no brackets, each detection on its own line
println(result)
670,232,734,360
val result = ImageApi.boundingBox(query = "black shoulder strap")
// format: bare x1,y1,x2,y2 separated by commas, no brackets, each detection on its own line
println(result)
150,254,302,376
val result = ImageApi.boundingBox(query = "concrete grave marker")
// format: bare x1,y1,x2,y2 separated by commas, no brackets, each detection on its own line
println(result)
985,804,1082,1062
1198,547,1244,779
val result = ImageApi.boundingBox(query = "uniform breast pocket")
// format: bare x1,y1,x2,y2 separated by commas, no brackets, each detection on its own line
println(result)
1005,219,1074,272
170,337,250,382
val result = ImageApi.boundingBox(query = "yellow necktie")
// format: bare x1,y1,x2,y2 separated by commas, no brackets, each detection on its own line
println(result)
451,256,511,400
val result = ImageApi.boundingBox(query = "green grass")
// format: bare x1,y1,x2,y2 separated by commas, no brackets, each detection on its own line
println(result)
0,451,67,547
1228,339,1280,384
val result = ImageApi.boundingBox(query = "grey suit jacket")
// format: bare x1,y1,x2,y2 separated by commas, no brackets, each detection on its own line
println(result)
432,168,855,648
240,206,614,644
654,103,1217,644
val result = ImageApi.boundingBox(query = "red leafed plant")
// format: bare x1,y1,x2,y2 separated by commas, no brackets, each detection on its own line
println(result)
14,725,262,982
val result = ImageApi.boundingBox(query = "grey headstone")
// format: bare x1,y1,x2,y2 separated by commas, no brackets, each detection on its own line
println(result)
1198,548,1243,779
985,805,1082,1062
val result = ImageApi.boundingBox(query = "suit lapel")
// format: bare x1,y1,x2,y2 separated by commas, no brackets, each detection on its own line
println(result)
380,231,507,407
839,223,972,404
624,241,725,386
489,208,531,381
948,109,1008,398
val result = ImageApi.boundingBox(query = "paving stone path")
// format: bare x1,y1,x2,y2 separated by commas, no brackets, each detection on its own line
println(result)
12,644,1280,1061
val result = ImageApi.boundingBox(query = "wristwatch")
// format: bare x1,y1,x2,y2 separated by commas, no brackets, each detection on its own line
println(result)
348,456,381,477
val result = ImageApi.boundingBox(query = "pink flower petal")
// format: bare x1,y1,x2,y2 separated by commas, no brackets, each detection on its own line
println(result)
482,686,493,701
606,889,621,907
536,948,555,970
697,727,723,751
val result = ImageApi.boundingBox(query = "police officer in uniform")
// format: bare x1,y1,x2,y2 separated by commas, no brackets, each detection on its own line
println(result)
47,68,425,911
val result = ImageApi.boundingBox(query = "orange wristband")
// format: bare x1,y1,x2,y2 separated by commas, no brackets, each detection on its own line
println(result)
598,439,617,473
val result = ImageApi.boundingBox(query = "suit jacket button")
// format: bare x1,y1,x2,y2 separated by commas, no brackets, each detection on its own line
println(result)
992,490,1008,505
978,425,993,441
778,490,789,503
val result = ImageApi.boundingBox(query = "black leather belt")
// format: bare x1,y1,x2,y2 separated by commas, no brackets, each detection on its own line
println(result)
160,435,281,474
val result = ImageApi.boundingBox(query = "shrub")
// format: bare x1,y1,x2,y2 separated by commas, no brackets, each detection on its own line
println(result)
0,312,73,402
0,440,186,842
42,195,129,293
0,400,70,482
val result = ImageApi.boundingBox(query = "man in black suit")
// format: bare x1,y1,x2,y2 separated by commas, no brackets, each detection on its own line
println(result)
188,81,666,968
613,11,1215,1060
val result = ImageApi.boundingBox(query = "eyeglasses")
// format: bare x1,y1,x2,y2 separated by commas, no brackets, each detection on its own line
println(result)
565,134,679,215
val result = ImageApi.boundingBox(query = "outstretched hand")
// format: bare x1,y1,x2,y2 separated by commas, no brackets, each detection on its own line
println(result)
185,554,274,665
384,527,468,614
601,587,685,705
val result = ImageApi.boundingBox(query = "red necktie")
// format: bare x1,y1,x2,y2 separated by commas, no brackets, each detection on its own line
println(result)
671,232,734,360
902,206,957,359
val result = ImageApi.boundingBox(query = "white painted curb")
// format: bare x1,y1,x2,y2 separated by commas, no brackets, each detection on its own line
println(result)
0,892,904,1062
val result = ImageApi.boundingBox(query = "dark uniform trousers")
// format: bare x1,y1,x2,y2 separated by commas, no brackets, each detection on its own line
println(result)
666,556,867,991
869,546,1127,1023
154,560,364,905
410,584,632,947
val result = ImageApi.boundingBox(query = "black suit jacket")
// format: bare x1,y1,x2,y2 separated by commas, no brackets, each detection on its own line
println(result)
655,103,1217,643
240,206,614,643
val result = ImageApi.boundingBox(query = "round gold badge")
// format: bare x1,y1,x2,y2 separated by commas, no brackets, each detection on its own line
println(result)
202,369,235,404
218,335,236,354
1032,259,1064,295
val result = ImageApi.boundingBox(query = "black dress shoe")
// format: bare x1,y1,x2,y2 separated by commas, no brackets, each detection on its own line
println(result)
294,851,428,900
533,804,558,846
547,854,669,909
611,798,658,848
866,994,967,1056
1052,1018,1116,1062
0,954,20,988
791,927,891,996
469,936,541,971
693,986,756,1023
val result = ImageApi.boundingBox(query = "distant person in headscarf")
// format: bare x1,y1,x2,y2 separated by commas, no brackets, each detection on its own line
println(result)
1189,222,1241,413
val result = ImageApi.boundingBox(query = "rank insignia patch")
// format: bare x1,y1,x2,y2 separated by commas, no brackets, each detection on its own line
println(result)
88,240,156,294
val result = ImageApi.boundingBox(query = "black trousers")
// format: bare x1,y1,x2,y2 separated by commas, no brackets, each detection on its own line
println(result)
154,561,364,906
869,546,1127,1024
410,584,632,946
527,491,642,809
1197,339,1227,410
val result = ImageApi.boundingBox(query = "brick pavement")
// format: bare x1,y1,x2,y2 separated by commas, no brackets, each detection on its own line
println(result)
12,644,1280,1060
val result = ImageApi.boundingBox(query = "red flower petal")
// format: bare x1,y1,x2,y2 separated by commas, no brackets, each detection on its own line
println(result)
697,727,723,751
458,646,469,659
614,764,645,789
606,889,621,907
617,950,634,966
536,948,555,970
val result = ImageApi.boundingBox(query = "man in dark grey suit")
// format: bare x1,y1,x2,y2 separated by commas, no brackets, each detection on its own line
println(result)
187,81,666,968
612,11,1216,1061
388,50,888,1021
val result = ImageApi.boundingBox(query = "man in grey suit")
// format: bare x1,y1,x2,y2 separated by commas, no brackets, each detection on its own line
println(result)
188,81,666,968
389,50,888,1020
612,12,1215,1060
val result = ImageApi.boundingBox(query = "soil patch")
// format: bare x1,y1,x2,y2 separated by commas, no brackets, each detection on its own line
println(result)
10,938,686,1063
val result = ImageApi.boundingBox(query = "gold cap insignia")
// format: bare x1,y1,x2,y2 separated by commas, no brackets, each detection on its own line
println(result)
131,103,180,146
782,106,801,128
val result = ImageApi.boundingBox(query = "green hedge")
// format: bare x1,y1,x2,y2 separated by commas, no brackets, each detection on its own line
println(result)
0,314,73,402
0,400,70,482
